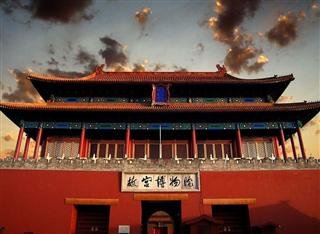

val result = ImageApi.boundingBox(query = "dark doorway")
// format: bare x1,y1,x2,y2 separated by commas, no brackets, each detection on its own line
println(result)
75,205,110,234
142,201,181,234
212,205,250,234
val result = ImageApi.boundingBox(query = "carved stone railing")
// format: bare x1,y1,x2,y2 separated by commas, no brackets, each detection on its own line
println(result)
0,157,319,171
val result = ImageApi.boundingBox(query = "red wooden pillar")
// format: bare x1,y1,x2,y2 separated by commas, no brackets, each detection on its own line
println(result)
79,125,86,157
23,136,31,160
297,127,306,160
14,126,24,159
191,127,197,158
273,137,280,159
33,125,43,159
125,125,131,158
279,126,287,161
289,135,297,160
236,125,242,157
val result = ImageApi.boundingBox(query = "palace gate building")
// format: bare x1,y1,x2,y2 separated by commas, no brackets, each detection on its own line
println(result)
0,65,319,234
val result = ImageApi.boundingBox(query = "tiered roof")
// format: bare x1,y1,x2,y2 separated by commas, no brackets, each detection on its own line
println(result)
1,65,319,138
27,65,294,101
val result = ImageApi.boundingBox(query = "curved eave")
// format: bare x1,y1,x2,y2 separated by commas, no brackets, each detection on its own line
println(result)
28,72,294,84
1,102,319,139
2,101,319,112
28,73,294,102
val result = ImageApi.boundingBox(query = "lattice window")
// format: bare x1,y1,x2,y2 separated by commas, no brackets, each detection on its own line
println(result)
108,144,116,158
149,143,159,159
54,142,63,157
197,144,205,159
90,144,98,157
162,144,173,159
248,142,256,158
46,142,55,157
215,144,223,158
242,142,249,158
46,139,79,158
265,141,274,157
134,144,146,158
206,144,214,158
257,142,266,158
99,144,107,158
116,144,125,158
176,143,188,159
223,144,232,158
242,138,275,158
71,142,79,157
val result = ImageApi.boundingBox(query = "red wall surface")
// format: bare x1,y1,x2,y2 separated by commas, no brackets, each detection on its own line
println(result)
0,169,319,234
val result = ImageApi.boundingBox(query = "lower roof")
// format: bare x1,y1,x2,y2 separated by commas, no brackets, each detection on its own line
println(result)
1,102,319,133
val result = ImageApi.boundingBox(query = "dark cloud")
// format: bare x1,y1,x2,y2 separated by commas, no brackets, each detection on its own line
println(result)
209,0,260,44
266,12,305,47
153,63,166,71
197,43,205,53
173,65,188,72
132,63,146,72
204,0,267,74
48,43,55,55
99,36,128,68
135,7,152,26
75,48,98,72
0,0,31,15
0,0,94,23
32,60,43,66
46,68,87,78
224,45,261,74
2,69,40,102
316,129,320,135
46,57,59,66
2,134,14,142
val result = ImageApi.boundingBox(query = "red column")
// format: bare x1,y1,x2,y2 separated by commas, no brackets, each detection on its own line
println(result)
125,126,131,158
297,127,306,160
236,126,242,157
79,126,86,157
23,136,31,160
191,127,197,158
14,127,24,159
279,127,287,161
290,135,297,160
273,137,280,159
33,125,43,160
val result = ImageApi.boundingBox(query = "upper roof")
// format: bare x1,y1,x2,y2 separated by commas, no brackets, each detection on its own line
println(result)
28,64,294,84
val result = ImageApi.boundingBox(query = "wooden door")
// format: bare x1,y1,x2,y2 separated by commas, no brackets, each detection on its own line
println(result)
212,205,250,234
76,205,109,234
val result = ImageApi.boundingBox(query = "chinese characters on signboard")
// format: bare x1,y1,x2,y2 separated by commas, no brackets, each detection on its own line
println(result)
122,173,200,192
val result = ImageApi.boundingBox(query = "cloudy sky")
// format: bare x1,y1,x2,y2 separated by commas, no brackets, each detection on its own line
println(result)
0,0,319,158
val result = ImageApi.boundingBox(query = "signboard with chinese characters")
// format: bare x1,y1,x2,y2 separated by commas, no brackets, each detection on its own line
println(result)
121,172,200,192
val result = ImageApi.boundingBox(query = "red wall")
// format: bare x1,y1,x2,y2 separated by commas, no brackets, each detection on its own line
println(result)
0,169,319,234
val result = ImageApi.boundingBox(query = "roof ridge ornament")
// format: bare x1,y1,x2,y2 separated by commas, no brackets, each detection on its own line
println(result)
216,64,227,76
95,64,105,75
